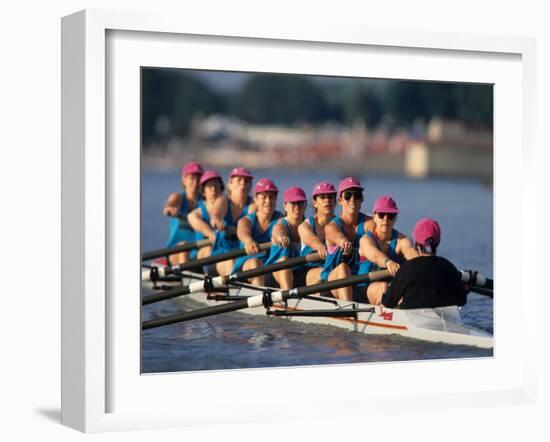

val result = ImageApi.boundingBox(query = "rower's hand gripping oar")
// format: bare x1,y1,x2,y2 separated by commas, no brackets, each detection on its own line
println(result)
142,252,322,305
142,269,391,330
142,241,271,282
142,226,237,262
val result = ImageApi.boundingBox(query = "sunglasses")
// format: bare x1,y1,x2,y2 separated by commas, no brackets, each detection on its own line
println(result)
342,190,363,201
376,212,397,220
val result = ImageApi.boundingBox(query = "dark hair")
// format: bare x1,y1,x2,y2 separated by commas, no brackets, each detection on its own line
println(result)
201,179,225,195
417,240,438,255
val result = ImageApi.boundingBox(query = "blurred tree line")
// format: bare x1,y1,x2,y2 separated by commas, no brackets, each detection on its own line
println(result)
142,68,493,146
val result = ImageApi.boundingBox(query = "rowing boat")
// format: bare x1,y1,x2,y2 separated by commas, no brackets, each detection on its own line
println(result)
142,269,493,349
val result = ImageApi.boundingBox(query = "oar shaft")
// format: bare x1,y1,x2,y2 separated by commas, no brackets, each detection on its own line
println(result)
286,269,391,298
142,239,212,261
173,242,271,273
143,298,251,330
229,253,321,282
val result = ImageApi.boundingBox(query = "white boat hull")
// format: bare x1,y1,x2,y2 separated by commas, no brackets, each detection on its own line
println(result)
143,271,493,349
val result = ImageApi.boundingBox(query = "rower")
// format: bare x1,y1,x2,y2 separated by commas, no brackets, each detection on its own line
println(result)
186,170,226,264
380,218,467,309
321,177,374,300
163,161,203,265
231,178,284,286
188,167,257,276
357,196,418,304
297,182,337,286
267,186,308,290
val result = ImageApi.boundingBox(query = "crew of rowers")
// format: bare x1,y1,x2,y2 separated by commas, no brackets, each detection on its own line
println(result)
162,161,467,309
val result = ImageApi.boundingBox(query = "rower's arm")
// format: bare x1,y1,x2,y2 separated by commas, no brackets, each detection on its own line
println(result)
208,195,228,230
271,220,287,245
187,208,215,241
324,222,346,247
237,216,253,244
359,235,391,267
397,236,419,260
298,220,324,250
163,192,182,216
237,216,259,255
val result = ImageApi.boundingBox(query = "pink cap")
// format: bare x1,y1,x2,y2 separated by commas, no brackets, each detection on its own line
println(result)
229,166,253,179
372,196,399,214
338,176,364,193
283,186,307,203
312,182,337,197
182,161,204,176
254,178,279,195
199,170,223,186
413,218,441,247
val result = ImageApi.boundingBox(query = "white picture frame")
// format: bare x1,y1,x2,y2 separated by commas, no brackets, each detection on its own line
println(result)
61,9,537,433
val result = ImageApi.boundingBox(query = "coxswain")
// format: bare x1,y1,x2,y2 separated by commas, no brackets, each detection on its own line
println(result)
321,177,374,300
267,186,308,289
297,182,337,286
231,178,284,286
381,218,468,309
163,161,203,264
357,196,418,304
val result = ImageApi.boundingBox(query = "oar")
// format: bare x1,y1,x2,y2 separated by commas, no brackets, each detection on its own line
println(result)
142,242,272,282
142,252,322,305
142,269,391,330
460,270,493,290
142,226,237,261
142,239,212,261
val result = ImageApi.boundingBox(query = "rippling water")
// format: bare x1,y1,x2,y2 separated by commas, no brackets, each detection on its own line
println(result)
141,168,493,373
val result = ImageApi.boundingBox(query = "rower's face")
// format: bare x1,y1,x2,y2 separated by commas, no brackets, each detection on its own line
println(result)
203,179,223,200
255,192,277,213
285,201,306,220
374,211,397,231
339,189,363,212
313,194,336,214
183,173,201,194
229,176,252,195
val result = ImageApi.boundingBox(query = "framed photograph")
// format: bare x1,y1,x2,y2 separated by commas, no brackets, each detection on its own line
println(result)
61,9,536,433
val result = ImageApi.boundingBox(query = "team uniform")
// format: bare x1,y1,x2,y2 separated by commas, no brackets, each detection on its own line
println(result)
381,255,467,309
166,190,200,260
357,229,403,290
320,213,369,281
266,218,307,287
300,216,323,268
231,210,284,274
196,196,253,256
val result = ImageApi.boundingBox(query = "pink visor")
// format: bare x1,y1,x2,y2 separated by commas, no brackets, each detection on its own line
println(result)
413,218,441,247
372,196,399,214
254,178,279,195
199,170,223,186
182,161,204,176
229,166,253,179
338,176,364,193
312,182,337,197
284,186,307,203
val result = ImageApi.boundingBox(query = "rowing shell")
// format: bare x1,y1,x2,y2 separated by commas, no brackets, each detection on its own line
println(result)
142,270,493,349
